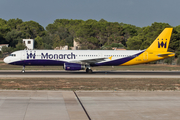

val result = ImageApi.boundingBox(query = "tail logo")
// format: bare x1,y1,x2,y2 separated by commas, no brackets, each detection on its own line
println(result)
158,39,167,48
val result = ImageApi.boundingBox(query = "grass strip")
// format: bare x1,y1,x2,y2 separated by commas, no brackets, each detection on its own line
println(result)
0,78,180,91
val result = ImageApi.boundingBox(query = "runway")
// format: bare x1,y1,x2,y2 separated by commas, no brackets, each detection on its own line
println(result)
1,90,180,120
0,70,180,78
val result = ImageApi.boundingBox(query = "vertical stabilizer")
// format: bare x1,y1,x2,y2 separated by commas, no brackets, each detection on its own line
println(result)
146,28,173,52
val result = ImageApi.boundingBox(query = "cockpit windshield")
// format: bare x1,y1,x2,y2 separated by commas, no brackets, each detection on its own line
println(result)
9,54,16,57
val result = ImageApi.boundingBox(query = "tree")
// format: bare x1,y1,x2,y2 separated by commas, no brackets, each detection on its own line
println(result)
126,22,171,50
126,36,143,50
35,36,43,49
122,24,140,47
41,35,53,49
99,19,107,23
46,24,57,34
1,46,12,54
0,18,10,44
14,42,26,51
169,28,180,52
177,55,180,65
5,30,22,47
17,20,45,39
7,18,23,29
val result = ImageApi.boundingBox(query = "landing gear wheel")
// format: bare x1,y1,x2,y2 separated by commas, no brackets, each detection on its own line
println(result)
21,70,25,73
86,68,93,73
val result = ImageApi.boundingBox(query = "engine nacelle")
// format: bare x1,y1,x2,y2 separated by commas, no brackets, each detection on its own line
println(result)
64,63,85,71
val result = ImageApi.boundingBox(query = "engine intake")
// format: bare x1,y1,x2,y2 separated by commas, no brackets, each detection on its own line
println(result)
64,63,85,71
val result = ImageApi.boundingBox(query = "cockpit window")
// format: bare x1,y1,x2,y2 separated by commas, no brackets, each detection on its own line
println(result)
9,54,16,57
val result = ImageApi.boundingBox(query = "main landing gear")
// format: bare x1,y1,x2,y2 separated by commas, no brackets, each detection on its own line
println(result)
21,65,25,73
86,68,92,73
86,65,93,73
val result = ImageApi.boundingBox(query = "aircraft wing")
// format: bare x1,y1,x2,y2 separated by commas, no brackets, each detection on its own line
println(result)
70,57,107,64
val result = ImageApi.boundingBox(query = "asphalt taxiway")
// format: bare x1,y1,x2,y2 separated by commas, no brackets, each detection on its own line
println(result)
0,70,180,78
1,90,180,120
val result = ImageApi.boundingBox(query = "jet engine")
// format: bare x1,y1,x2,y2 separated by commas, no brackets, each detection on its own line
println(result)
64,63,85,70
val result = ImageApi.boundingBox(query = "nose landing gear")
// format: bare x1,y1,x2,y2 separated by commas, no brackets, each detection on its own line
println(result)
21,65,25,73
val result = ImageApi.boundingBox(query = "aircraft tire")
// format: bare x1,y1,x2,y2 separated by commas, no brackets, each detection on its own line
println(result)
86,68,92,73
21,70,25,73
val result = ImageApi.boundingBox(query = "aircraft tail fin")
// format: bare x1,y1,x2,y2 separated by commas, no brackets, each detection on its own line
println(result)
146,28,173,52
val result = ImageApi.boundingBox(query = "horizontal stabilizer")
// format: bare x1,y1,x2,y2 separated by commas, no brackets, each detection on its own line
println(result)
157,52,175,57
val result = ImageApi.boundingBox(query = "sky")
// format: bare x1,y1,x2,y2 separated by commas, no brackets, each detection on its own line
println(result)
0,0,179,28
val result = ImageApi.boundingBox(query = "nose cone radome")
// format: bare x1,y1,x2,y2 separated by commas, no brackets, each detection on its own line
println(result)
3,57,9,64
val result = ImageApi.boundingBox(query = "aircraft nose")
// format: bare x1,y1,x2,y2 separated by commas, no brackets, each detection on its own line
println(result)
3,57,9,64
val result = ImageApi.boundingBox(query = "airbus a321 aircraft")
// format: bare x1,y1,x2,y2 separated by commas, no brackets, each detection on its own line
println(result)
4,28,175,73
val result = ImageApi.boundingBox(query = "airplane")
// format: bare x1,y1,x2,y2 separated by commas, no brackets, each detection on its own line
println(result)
3,28,175,73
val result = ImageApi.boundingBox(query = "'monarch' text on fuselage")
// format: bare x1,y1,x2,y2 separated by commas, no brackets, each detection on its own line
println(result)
27,52,76,59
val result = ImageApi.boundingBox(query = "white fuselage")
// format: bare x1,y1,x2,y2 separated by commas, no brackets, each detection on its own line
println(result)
4,50,144,66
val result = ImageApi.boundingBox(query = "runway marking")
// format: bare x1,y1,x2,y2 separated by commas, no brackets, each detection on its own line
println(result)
23,99,30,120
62,91,89,120
74,91,91,120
